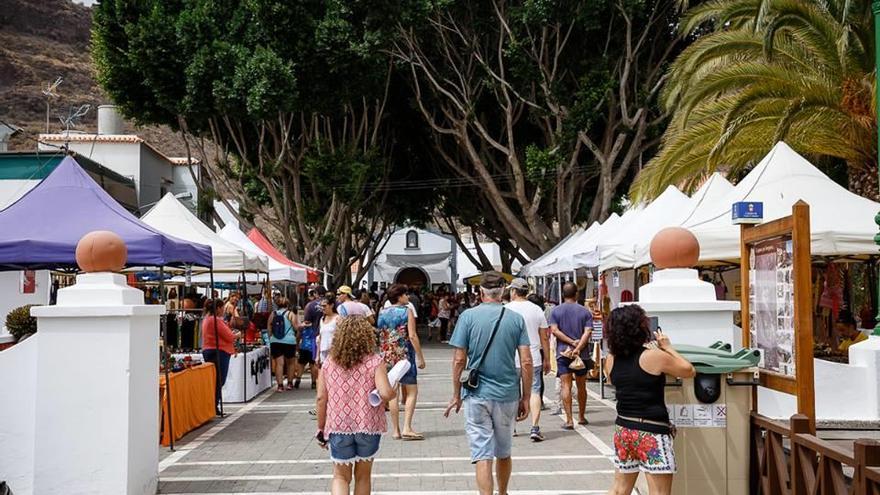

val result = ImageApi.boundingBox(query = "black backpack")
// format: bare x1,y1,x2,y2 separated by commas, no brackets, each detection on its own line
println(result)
271,310,289,340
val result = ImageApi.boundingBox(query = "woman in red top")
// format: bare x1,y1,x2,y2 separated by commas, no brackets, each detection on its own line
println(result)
201,299,240,412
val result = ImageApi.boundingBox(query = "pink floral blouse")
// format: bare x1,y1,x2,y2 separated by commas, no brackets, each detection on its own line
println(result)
323,353,387,435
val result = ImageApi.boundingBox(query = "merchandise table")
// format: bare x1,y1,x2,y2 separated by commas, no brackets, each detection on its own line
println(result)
173,346,272,403
159,363,216,446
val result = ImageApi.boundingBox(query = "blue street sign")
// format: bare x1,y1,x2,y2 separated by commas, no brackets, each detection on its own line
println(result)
732,201,763,224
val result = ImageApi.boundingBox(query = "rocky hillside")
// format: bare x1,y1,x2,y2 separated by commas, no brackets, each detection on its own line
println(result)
0,0,183,154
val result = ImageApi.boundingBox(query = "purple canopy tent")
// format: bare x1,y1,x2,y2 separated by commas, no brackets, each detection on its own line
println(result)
0,155,215,449
0,155,212,270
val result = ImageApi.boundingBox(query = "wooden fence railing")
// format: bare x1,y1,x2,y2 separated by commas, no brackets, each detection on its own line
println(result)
751,412,880,495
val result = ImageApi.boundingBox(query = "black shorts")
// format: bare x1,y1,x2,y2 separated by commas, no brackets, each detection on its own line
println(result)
298,348,315,365
270,342,297,359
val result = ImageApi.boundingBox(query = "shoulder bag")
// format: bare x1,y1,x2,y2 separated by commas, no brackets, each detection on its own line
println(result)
460,308,506,390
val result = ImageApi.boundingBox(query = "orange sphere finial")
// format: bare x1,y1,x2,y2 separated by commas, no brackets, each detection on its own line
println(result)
649,227,700,269
75,230,128,272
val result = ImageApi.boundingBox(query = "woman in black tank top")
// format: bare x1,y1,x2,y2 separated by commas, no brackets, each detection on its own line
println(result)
603,305,695,495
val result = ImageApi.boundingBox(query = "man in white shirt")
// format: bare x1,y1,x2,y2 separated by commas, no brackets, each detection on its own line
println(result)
505,278,551,442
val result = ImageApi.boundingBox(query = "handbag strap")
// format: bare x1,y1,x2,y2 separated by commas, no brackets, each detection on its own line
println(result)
472,307,506,371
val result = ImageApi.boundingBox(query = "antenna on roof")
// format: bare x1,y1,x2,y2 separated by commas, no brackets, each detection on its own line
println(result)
41,76,63,133
57,104,91,149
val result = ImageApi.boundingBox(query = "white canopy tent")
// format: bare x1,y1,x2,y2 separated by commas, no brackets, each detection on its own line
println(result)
599,185,691,272
630,173,735,268
522,207,653,277
218,224,307,282
679,141,880,263
142,193,269,273
519,229,581,276
521,218,608,277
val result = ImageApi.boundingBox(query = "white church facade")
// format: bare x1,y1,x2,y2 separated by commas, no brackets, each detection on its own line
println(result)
363,228,520,292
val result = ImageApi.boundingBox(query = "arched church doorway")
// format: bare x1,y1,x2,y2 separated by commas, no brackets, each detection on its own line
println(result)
395,267,429,290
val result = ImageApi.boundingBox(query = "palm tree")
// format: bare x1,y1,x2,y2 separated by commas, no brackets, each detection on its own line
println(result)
630,0,876,201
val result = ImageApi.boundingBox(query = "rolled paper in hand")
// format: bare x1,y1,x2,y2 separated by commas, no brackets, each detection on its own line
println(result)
369,359,412,407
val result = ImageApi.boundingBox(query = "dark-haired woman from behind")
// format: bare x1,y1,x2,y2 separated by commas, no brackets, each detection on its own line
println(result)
604,305,695,495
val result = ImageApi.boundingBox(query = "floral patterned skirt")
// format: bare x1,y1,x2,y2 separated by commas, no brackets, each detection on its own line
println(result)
612,425,676,474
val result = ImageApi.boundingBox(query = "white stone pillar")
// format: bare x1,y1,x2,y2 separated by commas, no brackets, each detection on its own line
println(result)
30,272,164,495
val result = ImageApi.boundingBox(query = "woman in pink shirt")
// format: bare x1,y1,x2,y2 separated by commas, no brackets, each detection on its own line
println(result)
201,298,240,413
316,316,395,495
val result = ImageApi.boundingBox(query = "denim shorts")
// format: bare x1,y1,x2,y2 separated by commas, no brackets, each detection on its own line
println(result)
463,397,518,462
328,433,382,464
517,366,543,393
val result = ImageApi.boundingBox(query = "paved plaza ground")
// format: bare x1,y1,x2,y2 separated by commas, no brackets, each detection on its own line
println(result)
157,342,625,494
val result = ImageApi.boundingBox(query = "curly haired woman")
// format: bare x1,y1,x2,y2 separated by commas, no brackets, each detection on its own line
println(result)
315,316,395,495
604,305,695,495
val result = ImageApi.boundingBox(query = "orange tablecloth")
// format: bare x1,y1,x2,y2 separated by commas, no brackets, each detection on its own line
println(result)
159,363,216,446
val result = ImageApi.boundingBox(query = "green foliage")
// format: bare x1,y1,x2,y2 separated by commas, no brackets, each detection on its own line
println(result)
632,0,876,201
5,305,37,341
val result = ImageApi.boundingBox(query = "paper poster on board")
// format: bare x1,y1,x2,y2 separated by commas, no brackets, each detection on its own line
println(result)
749,236,795,376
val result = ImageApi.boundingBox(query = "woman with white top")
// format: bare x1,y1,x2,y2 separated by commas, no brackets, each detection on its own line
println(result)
317,294,340,365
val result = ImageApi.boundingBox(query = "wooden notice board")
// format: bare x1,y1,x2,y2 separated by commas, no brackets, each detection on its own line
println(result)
739,201,816,431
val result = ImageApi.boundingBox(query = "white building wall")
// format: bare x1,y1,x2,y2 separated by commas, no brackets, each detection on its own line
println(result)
139,147,174,210
0,270,51,333
371,229,454,286
56,142,142,202
171,166,199,209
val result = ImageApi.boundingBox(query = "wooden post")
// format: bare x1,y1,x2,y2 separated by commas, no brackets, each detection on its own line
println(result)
792,201,815,432
789,414,814,495
740,224,758,414
854,439,880,494
740,224,752,349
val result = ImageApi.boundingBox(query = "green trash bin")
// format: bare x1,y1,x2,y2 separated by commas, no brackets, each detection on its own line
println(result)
665,343,759,495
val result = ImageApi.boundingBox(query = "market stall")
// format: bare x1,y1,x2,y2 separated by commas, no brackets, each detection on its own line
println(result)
159,362,216,446
143,194,273,405
142,194,268,274
0,156,215,450
173,347,271,403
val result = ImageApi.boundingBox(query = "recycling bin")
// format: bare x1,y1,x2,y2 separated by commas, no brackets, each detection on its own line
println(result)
665,342,760,495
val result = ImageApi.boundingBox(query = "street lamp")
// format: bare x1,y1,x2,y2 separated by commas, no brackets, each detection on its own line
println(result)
874,0,880,335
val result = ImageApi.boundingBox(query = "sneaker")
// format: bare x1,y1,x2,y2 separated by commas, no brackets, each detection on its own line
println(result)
276,385,284,392
530,427,545,442
441,340,449,344
513,428,518,437
311,381,317,390
294,378,301,389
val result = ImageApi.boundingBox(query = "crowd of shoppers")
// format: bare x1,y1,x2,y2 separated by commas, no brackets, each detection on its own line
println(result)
185,270,694,495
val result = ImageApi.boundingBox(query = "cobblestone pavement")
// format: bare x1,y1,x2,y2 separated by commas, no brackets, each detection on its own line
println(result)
158,341,623,494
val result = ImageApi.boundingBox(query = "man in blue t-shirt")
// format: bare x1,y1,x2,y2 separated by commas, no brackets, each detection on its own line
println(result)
549,282,594,429
294,286,325,389
445,271,531,495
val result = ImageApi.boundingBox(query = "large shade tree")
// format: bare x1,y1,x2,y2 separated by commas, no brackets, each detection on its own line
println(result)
394,0,688,259
92,0,428,283
631,0,876,201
